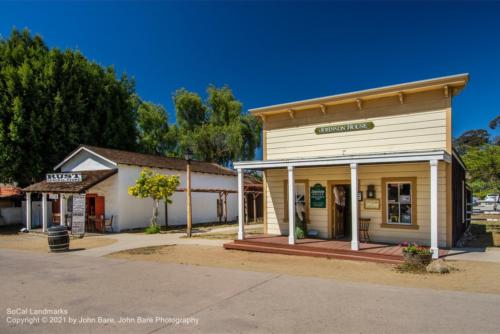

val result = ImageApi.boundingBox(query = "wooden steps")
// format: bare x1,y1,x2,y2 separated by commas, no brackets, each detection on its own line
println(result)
224,240,404,265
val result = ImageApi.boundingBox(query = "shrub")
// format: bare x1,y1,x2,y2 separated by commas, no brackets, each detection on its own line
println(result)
145,225,161,234
296,226,305,239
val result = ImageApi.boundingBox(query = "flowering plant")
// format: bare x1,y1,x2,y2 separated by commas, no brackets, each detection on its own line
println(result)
400,241,432,255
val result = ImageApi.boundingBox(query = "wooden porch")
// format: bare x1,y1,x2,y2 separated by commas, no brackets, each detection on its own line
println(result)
224,235,448,264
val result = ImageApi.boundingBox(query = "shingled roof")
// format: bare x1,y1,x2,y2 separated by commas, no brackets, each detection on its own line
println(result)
23,170,118,193
59,145,237,177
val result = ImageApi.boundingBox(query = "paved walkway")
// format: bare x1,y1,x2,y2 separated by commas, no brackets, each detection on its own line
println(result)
1,248,499,334
75,224,263,257
445,247,500,263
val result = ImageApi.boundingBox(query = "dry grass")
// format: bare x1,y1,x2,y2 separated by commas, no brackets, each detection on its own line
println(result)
108,244,500,295
0,233,116,253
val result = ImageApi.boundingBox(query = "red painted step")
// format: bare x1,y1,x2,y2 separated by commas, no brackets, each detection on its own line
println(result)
223,242,404,265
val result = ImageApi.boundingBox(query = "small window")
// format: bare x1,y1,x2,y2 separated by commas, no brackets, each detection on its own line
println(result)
386,182,412,224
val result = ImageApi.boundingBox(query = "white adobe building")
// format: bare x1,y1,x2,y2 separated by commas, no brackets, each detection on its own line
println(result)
23,145,238,232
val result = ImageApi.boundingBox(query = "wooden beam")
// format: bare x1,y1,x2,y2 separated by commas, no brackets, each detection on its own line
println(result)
259,114,266,122
443,85,449,98
356,99,362,111
320,104,327,115
224,191,228,224
288,109,295,119
398,92,404,104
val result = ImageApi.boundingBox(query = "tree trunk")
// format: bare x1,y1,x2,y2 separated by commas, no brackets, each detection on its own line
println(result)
151,199,159,227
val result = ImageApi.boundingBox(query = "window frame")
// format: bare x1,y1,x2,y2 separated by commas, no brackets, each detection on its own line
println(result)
381,177,419,230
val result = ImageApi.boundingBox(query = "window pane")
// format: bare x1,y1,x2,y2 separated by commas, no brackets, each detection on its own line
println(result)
400,204,412,224
388,184,399,202
400,183,411,196
388,204,399,223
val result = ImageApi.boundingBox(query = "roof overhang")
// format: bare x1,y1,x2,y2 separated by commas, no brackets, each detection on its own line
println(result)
250,73,469,117
53,146,118,171
234,150,451,170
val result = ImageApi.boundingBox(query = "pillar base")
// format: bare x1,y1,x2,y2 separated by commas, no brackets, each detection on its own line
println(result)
351,240,359,251
288,235,295,245
237,231,244,240
431,247,439,259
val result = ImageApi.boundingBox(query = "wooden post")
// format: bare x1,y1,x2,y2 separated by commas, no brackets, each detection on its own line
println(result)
223,191,228,224
253,193,257,224
186,162,192,237
217,192,222,223
164,201,168,228
244,193,248,225
25,192,31,231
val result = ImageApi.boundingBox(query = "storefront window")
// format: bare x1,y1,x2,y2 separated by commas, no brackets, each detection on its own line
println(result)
386,182,412,224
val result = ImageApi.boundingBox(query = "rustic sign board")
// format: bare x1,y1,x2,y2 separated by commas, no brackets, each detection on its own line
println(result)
364,198,380,210
315,121,374,135
46,173,82,183
310,183,326,208
71,194,86,236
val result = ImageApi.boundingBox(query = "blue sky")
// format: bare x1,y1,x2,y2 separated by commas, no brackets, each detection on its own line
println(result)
1,1,499,143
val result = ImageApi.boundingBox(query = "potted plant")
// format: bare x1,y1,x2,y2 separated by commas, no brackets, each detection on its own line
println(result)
400,242,433,266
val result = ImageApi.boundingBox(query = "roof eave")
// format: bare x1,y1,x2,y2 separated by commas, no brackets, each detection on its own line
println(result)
250,73,469,116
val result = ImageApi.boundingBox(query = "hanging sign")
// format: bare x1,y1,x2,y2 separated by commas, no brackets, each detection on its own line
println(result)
46,173,82,183
71,194,86,236
310,183,326,208
315,121,374,135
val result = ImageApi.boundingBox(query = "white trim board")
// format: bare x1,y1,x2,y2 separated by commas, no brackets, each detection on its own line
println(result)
234,150,451,170
53,147,118,171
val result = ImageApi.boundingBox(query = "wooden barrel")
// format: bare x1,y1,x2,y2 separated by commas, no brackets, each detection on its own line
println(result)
47,226,70,252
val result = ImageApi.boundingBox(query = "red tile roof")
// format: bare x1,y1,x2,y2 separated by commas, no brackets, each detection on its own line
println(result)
0,185,22,198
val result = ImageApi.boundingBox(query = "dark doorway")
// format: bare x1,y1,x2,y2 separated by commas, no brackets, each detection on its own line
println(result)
331,184,351,239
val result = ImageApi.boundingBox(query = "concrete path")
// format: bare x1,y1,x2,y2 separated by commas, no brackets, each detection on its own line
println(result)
74,224,263,257
446,247,500,263
1,249,499,334
75,233,225,257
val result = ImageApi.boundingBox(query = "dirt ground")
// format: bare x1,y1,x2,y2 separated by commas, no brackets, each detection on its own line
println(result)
0,233,116,253
108,244,500,295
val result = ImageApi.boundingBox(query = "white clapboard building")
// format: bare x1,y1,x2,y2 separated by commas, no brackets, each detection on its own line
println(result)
23,145,238,232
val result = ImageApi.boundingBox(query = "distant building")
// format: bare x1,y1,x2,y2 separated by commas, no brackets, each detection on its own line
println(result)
23,145,238,232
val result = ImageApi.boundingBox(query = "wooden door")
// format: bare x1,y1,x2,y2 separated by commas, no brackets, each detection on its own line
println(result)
332,185,348,239
94,196,105,232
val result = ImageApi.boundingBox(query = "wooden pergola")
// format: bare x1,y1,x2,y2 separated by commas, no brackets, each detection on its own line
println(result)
176,173,263,225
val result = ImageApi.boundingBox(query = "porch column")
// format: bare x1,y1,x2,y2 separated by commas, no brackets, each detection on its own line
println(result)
237,168,245,240
60,194,66,226
25,192,31,231
430,160,439,259
42,192,48,233
350,163,359,251
288,165,296,245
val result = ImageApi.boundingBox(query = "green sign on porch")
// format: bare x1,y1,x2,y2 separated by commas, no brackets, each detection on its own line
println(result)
315,121,374,135
310,183,326,208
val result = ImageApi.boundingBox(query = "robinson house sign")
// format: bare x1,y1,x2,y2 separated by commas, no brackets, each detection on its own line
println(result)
315,121,374,135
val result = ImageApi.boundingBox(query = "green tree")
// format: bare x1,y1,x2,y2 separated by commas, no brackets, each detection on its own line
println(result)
128,168,180,232
137,101,176,155
173,88,206,130
173,85,261,165
0,28,138,186
462,145,500,198
453,129,490,155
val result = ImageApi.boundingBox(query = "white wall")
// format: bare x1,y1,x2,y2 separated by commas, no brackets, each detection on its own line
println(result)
21,201,53,228
114,165,238,231
0,207,22,225
60,150,115,172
